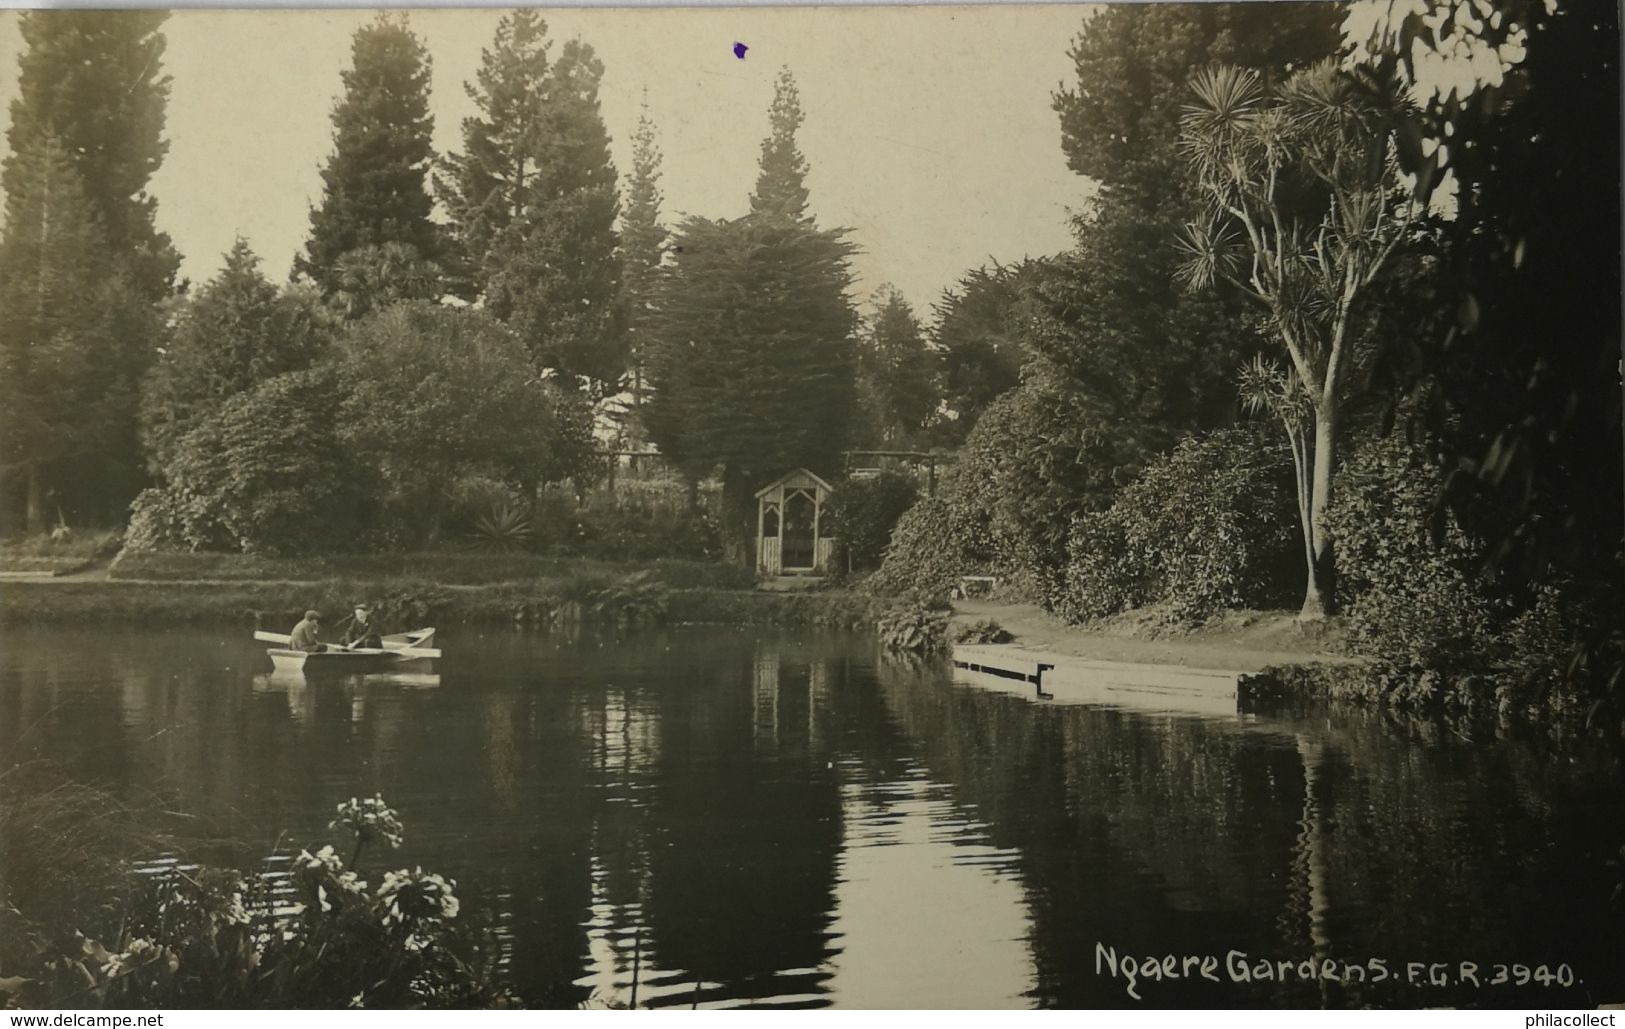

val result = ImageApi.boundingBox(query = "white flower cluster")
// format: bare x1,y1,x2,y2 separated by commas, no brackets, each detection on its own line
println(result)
219,890,252,927
376,867,460,949
298,844,344,874
99,937,177,979
316,872,368,913
328,794,405,850
297,845,371,912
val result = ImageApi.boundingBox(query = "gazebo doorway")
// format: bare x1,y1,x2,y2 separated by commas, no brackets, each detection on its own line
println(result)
782,489,817,571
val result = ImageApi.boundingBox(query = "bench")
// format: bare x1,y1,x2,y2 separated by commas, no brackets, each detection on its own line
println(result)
952,575,999,600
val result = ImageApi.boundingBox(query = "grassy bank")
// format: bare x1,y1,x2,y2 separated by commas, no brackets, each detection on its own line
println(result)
109,550,756,589
0,530,123,575
0,574,882,631
946,598,1358,673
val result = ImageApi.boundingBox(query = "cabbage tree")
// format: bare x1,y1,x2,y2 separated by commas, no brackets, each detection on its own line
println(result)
1176,61,1428,618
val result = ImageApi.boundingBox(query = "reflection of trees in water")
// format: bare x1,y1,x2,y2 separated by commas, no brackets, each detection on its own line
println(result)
870,659,1306,1006
1292,710,1625,1007
643,635,843,1005
869,660,1625,1007
13,628,1621,1006
457,629,846,1008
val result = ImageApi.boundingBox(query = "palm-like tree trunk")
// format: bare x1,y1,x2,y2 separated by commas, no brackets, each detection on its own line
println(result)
1300,407,1339,619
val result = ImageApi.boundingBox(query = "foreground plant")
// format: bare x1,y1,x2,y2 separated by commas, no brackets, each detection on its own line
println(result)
1,794,513,1009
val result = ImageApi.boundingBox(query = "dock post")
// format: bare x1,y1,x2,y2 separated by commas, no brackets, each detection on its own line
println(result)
1033,663,1055,699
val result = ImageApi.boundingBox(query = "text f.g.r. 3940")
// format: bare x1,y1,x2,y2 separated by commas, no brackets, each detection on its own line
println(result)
1094,942,1579,1002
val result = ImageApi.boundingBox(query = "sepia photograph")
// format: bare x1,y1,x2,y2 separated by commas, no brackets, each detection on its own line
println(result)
0,0,1621,1012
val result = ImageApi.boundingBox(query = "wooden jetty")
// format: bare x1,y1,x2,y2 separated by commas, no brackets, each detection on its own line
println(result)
950,643,1256,718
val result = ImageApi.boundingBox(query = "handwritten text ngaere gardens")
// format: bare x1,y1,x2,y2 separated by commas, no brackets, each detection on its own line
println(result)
1094,942,1579,1001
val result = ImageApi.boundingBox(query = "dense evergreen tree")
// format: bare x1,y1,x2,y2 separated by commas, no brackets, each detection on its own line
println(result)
929,263,1041,444
297,15,441,306
642,215,859,561
1053,3,1343,217
438,12,549,270
3,11,181,296
1,11,182,528
618,94,668,425
1035,2,1347,449
0,138,109,532
141,240,332,472
440,17,624,390
1331,0,1623,704
855,285,937,447
749,67,811,220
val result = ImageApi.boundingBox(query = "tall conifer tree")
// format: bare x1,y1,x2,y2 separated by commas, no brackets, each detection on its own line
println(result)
297,14,441,306
619,94,668,420
643,216,859,561
1,12,180,526
749,67,811,220
441,19,624,391
4,11,180,295
437,9,551,291
0,138,107,531
856,285,938,447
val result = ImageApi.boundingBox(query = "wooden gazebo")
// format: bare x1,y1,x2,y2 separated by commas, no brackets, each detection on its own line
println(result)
755,468,836,576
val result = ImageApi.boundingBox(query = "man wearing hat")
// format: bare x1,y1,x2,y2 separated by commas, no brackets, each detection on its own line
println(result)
289,610,324,653
341,603,383,650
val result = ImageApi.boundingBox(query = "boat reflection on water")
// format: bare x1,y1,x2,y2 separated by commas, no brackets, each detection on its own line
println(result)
252,668,442,724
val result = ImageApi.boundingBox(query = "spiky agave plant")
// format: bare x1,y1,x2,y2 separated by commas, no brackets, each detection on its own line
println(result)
469,499,534,553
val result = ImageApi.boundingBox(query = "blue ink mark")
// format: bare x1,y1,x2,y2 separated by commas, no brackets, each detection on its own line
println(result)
733,41,748,60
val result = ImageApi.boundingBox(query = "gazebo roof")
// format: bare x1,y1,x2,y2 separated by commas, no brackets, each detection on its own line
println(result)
754,467,836,499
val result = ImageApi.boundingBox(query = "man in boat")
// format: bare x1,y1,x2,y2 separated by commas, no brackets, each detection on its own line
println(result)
341,603,383,650
289,610,324,653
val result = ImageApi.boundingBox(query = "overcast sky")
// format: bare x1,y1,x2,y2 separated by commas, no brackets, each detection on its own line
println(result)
0,6,1097,315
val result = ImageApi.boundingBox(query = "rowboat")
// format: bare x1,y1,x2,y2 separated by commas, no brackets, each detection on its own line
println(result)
255,627,440,674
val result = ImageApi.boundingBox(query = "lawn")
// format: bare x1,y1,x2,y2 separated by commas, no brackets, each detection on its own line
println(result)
108,549,758,590
0,530,124,575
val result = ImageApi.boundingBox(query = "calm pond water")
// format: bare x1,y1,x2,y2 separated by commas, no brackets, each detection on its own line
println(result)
2,624,1623,1009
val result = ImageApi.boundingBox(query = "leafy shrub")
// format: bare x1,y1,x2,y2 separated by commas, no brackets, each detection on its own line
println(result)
158,366,369,555
938,376,1124,591
2,792,512,1009
869,496,977,599
953,618,1013,644
825,470,920,572
878,598,951,653
1054,513,1148,623
579,571,671,628
1324,433,1494,671
335,305,599,547
443,476,529,538
1055,427,1299,624
531,492,722,563
123,487,191,553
